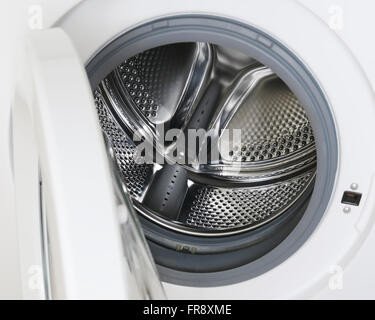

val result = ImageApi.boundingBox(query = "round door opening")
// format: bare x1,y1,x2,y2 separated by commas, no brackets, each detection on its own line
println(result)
86,16,337,286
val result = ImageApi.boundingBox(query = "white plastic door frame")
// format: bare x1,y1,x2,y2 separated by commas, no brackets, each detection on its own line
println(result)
27,27,132,299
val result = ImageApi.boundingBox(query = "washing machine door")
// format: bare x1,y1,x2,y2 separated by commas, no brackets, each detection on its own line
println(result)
26,27,164,299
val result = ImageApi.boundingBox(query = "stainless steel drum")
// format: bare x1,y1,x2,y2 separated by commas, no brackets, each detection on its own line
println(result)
93,42,316,273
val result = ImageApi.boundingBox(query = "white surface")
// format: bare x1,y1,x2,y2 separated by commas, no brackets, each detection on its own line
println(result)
0,0,82,300
299,0,375,299
12,89,45,299
298,0,375,95
0,0,22,299
57,0,375,299
27,28,128,299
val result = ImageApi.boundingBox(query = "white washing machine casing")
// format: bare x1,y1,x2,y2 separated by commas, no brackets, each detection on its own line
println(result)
4,0,375,299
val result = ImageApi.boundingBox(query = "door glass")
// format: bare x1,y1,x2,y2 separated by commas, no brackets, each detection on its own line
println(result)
105,137,165,299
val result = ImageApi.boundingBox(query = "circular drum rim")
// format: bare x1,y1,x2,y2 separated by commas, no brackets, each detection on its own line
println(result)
86,14,338,286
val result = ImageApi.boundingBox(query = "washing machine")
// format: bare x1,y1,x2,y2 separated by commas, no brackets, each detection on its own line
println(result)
2,0,375,299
